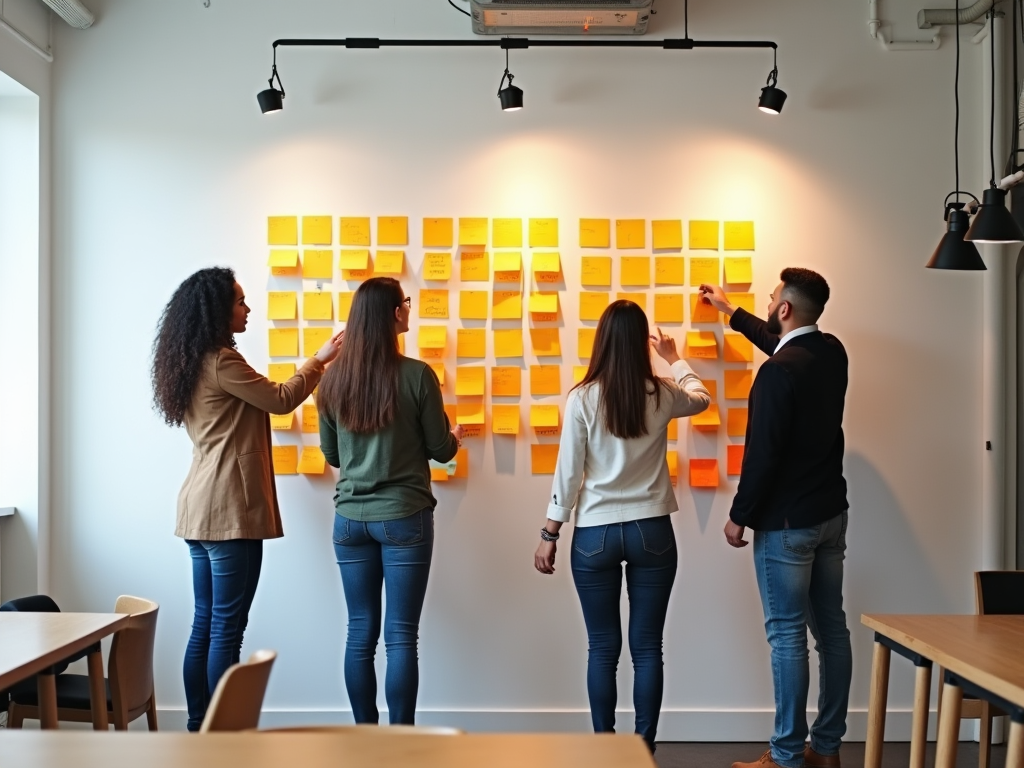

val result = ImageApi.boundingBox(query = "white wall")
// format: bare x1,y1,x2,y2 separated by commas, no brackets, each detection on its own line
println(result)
48,0,990,736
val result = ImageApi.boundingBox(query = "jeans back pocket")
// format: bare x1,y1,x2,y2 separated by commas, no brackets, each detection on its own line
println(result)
332,515,351,545
383,508,427,546
782,524,822,554
573,525,607,557
634,516,675,555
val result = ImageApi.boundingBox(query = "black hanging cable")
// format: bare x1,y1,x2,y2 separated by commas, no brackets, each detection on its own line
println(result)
1009,0,1020,175
990,8,997,188
448,0,471,18
684,0,689,39
956,0,961,203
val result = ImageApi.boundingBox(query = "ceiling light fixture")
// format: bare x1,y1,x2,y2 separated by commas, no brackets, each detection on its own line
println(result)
497,45,523,111
757,48,787,115
256,49,285,115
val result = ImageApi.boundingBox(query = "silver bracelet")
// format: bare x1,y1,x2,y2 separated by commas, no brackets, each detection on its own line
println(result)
540,528,560,542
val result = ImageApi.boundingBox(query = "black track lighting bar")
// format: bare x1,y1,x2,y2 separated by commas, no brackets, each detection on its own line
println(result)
270,37,778,52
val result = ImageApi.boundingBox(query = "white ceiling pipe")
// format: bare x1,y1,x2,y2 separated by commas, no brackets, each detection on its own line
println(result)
918,0,994,29
39,0,94,29
868,0,941,50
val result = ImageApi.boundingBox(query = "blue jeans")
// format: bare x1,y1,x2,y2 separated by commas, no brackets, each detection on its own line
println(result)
570,516,678,752
333,507,434,725
183,538,263,732
753,511,852,768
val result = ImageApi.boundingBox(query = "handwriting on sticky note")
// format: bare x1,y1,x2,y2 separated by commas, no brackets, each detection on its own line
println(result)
690,293,721,323
578,328,596,359
580,291,609,321
491,366,521,396
340,249,369,271
530,365,561,396
456,401,485,425
268,292,297,320
459,218,488,246
621,256,650,287
375,250,405,275
418,326,447,350
531,444,559,474
652,220,683,250
727,408,748,436
302,216,332,246
494,329,523,357
460,251,489,281
530,404,560,429
456,366,486,396
303,292,333,321
529,218,558,248
492,291,522,320
459,291,488,320
724,221,755,251
727,444,745,475
689,221,719,250
686,331,718,360
689,257,720,286
268,216,298,246
423,217,453,248
655,257,685,285
419,289,449,319
377,216,408,246
689,458,719,488
724,369,752,400
581,256,612,286
616,219,645,249
268,363,295,384
529,292,558,315
340,217,371,246
723,333,753,362
268,328,299,357
270,412,294,430
303,250,333,279
272,445,298,474
301,404,319,434
423,252,452,281
724,257,752,285
530,328,561,357
492,218,522,248
532,252,561,282
492,404,520,434
579,218,610,248
456,329,486,358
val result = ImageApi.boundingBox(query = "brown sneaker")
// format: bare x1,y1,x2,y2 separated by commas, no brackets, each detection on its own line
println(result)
731,750,785,768
804,745,841,768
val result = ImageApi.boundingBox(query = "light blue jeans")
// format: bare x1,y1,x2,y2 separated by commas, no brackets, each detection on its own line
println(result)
753,511,852,768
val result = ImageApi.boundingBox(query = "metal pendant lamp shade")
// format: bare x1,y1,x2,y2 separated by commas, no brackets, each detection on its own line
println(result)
257,88,284,114
499,84,523,111
758,85,787,115
965,186,1024,243
927,208,986,270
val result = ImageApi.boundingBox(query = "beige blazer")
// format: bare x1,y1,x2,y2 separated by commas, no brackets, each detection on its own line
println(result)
175,348,324,541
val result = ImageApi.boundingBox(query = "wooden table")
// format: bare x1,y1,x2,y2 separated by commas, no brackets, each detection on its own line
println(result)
0,612,130,730
862,614,1024,768
0,731,654,767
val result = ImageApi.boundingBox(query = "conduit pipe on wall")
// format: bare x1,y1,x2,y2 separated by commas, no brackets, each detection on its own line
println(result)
0,14,53,62
918,0,995,29
869,0,941,50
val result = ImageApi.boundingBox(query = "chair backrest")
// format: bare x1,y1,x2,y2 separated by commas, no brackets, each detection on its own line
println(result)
264,724,463,735
0,595,61,613
108,595,159,721
975,571,1024,615
200,650,277,733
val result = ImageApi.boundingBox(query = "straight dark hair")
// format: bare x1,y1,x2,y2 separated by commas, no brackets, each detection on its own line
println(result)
573,300,662,439
318,277,403,433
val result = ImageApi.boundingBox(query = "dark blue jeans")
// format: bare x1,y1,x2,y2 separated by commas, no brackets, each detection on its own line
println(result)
183,538,263,732
570,516,678,751
333,507,434,725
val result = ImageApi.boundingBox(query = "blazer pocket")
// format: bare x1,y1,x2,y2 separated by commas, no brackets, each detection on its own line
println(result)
237,451,272,511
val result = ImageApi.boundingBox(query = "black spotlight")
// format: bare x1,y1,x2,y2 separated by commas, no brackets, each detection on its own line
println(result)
927,202,986,270
965,186,1024,243
758,53,786,115
497,47,523,112
257,60,285,115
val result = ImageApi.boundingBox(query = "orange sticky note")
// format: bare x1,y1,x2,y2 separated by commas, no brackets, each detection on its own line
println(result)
375,250,405,275
616,292,647,311
532,252,561,281
444,403,457,425
303,292,333,321
531,444,560,474
430,467,450,483
530,365,561,396
453,447,469,478
529,218,558,248
667,418,679,441
492,404,520,434
530,328,561,356
268,216,298,246
429,363,445,387
492,290,522,320
653,294,684,324
724,221,755,251
377,216,408,246
689,458,719,488
303,327,332,356
686,331,718,360
418,325,447,350
302,250,333,279
424,252,452,281
494,329,524,357
268,292,297,320
724,369,753,400
616,219,645,249
398,335,406,355
578,328,597,359
302,216,332,245
268,328,299,357
727,292,756,314
581,256,612,286
456,401,485,425
272,445,299,474
493,218,523,248
456,328,486,358
338,292,354,322
621,256,651,286
580,218,610,248
530,404,560,428
691,404,721,431
423,217,454,248
340,249,370,271
529,292,559,315
652,219,683,250
456,366,486,396
727,444,745,476
689,220,720,250
703,380,718,402
459,291,489,320
491,366,522,396
493,251,522,274
268,363,295,384
724,333,754,362
690,293,721,324
340,217,371,246
419,289,449,319
727,408,748,437
270,412,294,430
666,451,679,482
580,291,609,321
460,251,489,281
655,257,685,285
724,257,753,284
689,257,720,286
573,365,588,384
459,217,488,246
301,403,319,434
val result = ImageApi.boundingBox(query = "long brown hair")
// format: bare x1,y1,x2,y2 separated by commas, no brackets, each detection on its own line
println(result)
318,277,404,433
573,300,662,439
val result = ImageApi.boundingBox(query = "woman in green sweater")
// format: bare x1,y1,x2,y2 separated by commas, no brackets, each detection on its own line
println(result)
318,276,463,725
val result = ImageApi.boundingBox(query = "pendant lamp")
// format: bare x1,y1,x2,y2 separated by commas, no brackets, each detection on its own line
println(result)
927,200,985,270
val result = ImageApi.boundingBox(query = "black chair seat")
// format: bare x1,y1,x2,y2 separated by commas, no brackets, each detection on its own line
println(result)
9,674,111,711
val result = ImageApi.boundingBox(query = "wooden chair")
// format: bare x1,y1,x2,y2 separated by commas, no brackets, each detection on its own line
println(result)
936,571,1024,768
7,595,159,730
263,724,463,735
200,650,277,732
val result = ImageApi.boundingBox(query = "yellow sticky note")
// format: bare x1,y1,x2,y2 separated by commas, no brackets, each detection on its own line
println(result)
581,256,612,286
573,365,588,385
530,404,560,428
689,220,720,250
418,325,447,350
419,289,449,319
690,293,721,323
531,444,560,474
375,250,404,275
268,363,295,384
529,292,559,315
301,403,319,433
667,451,679,482
303,292,333,321
667,418,679,441
724,257,753,285
653,294,684,323
724,221,755,251
268,216,298,246
302,250,333,279
456,328,486,358
424,252,452,281
578,328,596,359
492,404,520,434
725,369,753,400
652,220,683,250
460,251,489,281
580,291,609,321
268,249,299,270
529,218,558,247
655,257,685,285
340,217,371,246
727,408,749,437
727,292,755,314
530,328,561,357
616,219,645,249
272,445,299,474
621,256,651,287
268,328,299,357
493,251,522,274
459,217,488,246
304,327,332,356
423,217,454,248
691,404,721,431
579,218,610,248
724,333,754,362
429,363,445,387
532,252,561,280
459,291,489,320
270,412,294,430
340,249,370,271
456,366,486,396
492,290,522,319
689,257,720,287
302,216,332,245
491,366,522,396
689,458,719,488
493,218,522,248
456,401,486,425
338,292,354,322
430,467,450,483
686,331,718,360
268,292,297,320
616,292,647,312
530,365,561,396
494,329,524,358
398,335,406,355
297,446,326,475
377,216,408,246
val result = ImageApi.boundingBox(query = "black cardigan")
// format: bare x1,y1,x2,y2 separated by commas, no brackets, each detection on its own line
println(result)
728,308,849,531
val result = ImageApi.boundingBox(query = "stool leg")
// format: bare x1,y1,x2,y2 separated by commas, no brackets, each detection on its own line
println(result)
865,640,892,768
910,664,932,768
935,678,964,768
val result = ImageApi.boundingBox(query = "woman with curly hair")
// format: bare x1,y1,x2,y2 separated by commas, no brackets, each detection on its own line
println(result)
152,266,342,731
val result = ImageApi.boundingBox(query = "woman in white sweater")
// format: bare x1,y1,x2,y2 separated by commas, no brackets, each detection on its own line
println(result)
534,299,710,752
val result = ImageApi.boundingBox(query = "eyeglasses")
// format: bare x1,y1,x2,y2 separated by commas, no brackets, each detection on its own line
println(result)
401,297,412,308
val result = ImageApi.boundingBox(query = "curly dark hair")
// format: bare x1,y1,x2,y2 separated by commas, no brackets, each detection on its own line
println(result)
151,267,237,427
